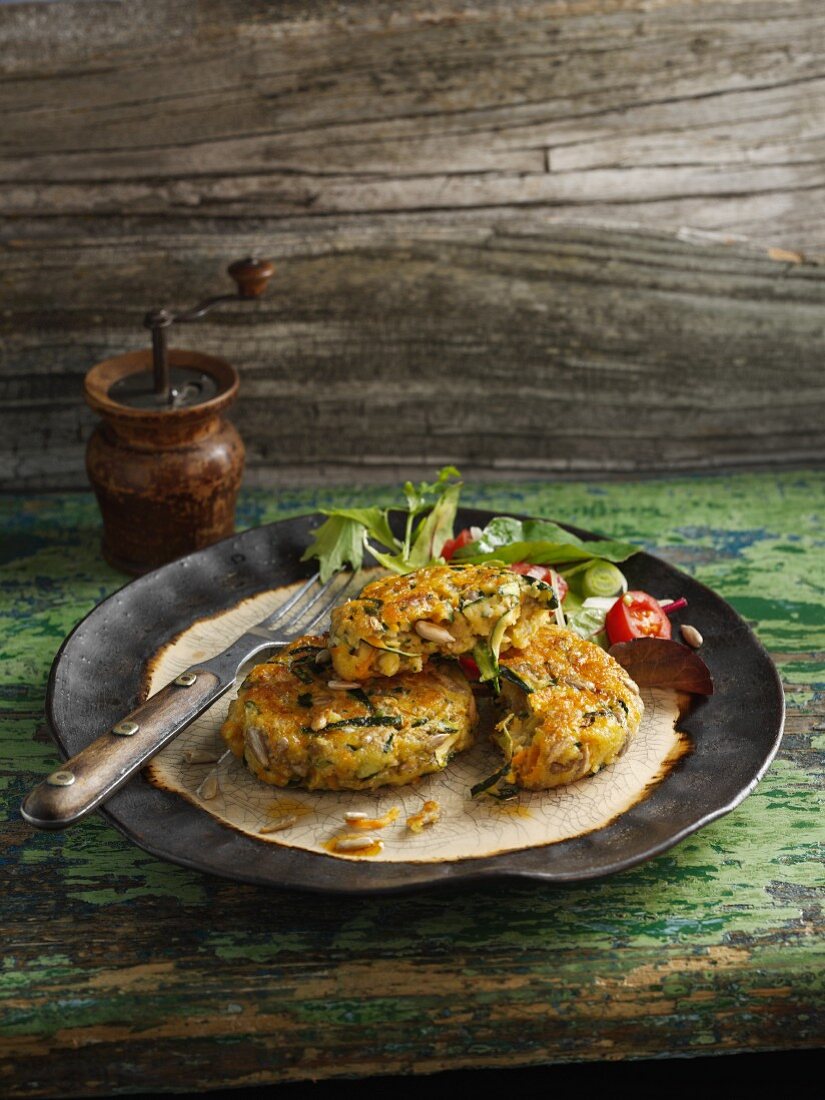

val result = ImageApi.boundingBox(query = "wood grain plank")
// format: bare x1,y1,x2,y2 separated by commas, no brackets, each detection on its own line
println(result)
2,0,825,488
2,0,824,247
2,218,824,489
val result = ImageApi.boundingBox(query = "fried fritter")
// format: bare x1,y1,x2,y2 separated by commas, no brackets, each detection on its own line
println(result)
329,563,557,682
495,624,644,790
220,635,477,791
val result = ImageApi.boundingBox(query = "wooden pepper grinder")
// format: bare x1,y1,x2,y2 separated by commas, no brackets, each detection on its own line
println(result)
84,257,274,574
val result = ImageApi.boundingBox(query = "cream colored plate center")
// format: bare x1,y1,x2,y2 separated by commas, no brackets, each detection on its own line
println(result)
146,581,684,862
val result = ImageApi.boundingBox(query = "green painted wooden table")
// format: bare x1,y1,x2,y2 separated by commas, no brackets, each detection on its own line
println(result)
2,472,823,1097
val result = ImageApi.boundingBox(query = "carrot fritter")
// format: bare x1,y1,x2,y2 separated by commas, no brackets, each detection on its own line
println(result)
329,563,557,682
220,635,477,791
495,624,644,790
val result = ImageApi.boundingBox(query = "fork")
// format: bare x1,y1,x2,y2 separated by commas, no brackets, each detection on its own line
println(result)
21,570,360,830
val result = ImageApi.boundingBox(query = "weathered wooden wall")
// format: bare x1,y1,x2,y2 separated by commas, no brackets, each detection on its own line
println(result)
2,0,824,489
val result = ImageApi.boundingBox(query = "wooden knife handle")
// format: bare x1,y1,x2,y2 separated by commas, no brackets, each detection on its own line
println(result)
21,669,226,830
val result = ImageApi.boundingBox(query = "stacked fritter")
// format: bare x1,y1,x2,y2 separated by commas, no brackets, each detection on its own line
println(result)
328,562,557,679
220,564,643,793
221,634,476,791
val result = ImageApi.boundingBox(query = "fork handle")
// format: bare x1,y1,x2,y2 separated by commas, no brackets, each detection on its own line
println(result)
21,667,230,830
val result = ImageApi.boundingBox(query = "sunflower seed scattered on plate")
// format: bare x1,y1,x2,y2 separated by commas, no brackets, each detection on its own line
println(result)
259,815,298,834
334,835,379,851
184,748,221,764
196,769,219,800
681,624,704,648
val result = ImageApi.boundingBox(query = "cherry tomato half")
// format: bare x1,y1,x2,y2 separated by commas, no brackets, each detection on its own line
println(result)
510,562,569,602
605,591,672,645
441,528,475,561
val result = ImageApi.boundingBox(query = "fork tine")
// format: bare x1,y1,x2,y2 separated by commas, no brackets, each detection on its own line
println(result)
297,571,362,636
276,571,351,634
261,571,320,630
259,570,355,641
261,571,342,636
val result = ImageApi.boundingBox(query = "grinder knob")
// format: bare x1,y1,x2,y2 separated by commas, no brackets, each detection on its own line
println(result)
227,257,276,299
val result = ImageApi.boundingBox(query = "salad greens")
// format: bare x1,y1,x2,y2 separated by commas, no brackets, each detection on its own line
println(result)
451,516,637,568
563,603,612,644
302,467,462,581
450,514,638,646
301,466,639,646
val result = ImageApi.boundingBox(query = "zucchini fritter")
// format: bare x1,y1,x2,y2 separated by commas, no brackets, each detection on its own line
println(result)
220,635,477,791
329,563,557,682
495,624,644,789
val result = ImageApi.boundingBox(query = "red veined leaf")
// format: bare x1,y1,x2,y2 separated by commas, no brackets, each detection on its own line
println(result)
608,637,714,695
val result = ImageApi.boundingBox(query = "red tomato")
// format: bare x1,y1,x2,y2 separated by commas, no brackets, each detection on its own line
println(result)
510,562,569,602
458,655,481,681
441,528,475,561
605,591,672,644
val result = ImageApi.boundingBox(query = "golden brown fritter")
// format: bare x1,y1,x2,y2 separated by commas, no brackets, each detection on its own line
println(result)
329,563,557,682
220,635,477,791
494,624,644,790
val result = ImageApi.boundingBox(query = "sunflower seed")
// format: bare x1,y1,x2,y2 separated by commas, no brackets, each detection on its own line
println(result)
414,621,455,644
196,769,219,800
328,680,361,690
259,815,298,834
428,733,454,747
245,727,269,769
184,748,221,764
681,624,704,648
344,807,400,829
334,835,379,851
315,649,332,665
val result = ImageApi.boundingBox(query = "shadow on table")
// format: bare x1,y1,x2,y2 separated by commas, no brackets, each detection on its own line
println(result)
123,1049,820,1099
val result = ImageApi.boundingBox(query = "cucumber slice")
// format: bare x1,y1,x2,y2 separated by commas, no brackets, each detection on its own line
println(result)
581,561,627,599
490,608,517,661
472,642,500,690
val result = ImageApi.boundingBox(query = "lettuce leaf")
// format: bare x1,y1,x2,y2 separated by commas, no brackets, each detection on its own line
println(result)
406,481,461,567
301,514,372,582
453,516,637,567
564,604,610,641
301,467,462,580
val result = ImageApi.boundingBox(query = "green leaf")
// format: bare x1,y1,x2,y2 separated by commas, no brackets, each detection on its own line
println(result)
459,539,635,566
564,605,610,641
301,467,463,577
300,515,368,582
458,515,523,554
408,482,462,567
403,465,462,514
453,515,638,565
366,544,410,574
318,507,399,552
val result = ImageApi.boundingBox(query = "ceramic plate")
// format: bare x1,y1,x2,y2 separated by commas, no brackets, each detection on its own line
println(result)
45,509,784,894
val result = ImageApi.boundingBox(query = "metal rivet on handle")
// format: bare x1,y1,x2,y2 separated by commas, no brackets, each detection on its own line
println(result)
112,720,139,737
46,770,76,787
175,672,198,687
